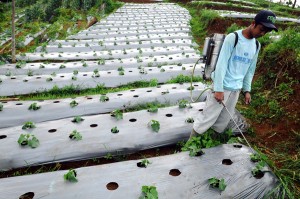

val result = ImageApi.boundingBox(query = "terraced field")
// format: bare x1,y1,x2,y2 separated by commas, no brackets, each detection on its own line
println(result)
0,2,280,199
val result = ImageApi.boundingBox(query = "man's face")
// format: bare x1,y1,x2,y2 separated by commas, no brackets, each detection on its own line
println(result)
251,23,272,38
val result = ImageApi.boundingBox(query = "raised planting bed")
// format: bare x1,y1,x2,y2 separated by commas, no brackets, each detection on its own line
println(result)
0,83,208,128
0,145,279,198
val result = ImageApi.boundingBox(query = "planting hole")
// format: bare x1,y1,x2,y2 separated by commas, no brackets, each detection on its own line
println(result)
48,129,57,133
107,72,111,74
146,90,152,92
23,79,28,82
172,87,177,89
254,171,265,179
19,192,34,199
53,101,60,103
16,103,23,105
222,159,233,165
166,114,173,117
129,70,132,72
129,118,137,122
137,162,146,168
83,74,87,76
169,169,181,176
11,77,16,79
117,94,123,96
36,77,41,79
60,76,64,78
199,109,203,111
0,135,7,139
90,124,98,128
233,144,243,148
106,182,119,190
86,97,93,100
130,90,135,92
133,95,139,98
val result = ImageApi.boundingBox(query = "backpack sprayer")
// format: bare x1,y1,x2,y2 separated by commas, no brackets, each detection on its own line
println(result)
190,33,256,154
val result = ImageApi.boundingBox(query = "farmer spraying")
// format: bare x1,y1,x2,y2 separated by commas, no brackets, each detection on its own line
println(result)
190,10,278,138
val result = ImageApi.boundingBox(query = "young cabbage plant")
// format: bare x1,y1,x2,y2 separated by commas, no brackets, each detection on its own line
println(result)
70,100,78,108
69,130,82,140
251,161,266,177
100,95,109,102
178,99,191,108
111,126,119,134
140,185,158,199
111,109,123,120
147,105,158,113
185,117,194,123
18,134,40,148
28,103,41,111
71,116,84,123
148,120,160,132
208,177,227,191
22,121,36,130
137,159,151,168
64,169,78,182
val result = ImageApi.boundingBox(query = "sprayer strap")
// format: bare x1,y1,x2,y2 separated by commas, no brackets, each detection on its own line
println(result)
233,32,259,51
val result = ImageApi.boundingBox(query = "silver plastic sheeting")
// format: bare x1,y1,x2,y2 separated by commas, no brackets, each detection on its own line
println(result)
0,64,203,96
0,102,205,170
0,83,208,129
0,145,279,199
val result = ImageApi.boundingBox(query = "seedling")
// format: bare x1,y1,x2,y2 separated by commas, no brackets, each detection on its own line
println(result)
0,103,3,111
147,106,158,113
250,153,261,162
148,120,160,132
28,102,41,111
71,76,77,81
27,70,34,76
138,159,151,168
119,71,124,75
100,95,109,102
58,43,62,48
22,121,36,130
59,64,66,69
97,58,105,65
111,109,123,120
118,66,124,72
92,69,100,78
160,68,165,72
17,134,39,148
70,100,78,108
185,117,194,123
140,185,158,199
139,68,147,74
51,72,56,77
85,43,89,47
64,169,78,182
16,61,26,69
208,177,227,191
73,70,79,75
69,130,82,140
187,86,194,90
82,62,88,67
111,126,119,133
251,161,266,178
71,116,84,123
178,99,191,108
46,77,53,82
182,67,186,70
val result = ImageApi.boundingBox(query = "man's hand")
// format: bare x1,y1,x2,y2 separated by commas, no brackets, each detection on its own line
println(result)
244,92,251,105
214,92,224,103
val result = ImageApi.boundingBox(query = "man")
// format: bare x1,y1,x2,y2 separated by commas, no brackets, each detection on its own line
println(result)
191,10,278,137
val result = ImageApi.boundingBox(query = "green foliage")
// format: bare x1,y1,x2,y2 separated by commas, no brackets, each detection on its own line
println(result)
69,130,82,140
111,126,119,133
28,102,41,111
178,99,191,109
100,95,109,102
225,23,243,34
16,61,26,69
111,109,123,120
71,116,84,123
22,121,36,130
185,117,194,123
140,185,158,199
140,159,151,168
149,120,160,132
18,134,40,148
208,177,227,191
147,105,158,113
64,169,78,182
251,161,266,176
70,100,78,108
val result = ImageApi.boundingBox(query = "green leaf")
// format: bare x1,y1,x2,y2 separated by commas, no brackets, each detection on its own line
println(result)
149,120,160,132
17,134,27,145
28,136,40,148
140,186,158,199
28,102,41,111
64,169,78,182
111,126,119,134
69,130,82,141
141,159,151,167
70,100,78,108
100,95,109,102
178,99,189,108
219,179,227,191
71,116,84,123
147,106,158,113
22,121,36,129
111,109,123,120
